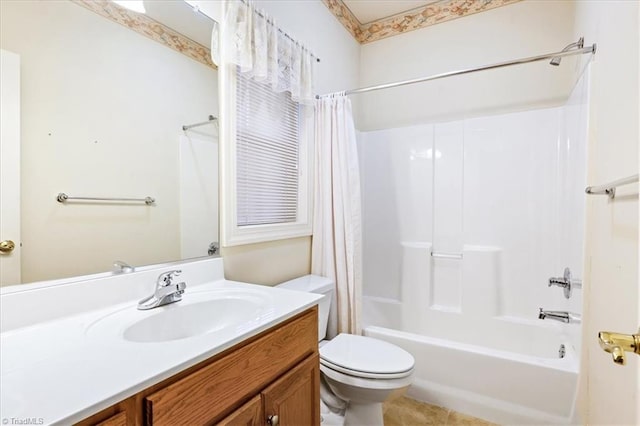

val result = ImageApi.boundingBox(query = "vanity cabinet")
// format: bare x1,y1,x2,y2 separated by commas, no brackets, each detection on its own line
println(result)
77,307,319,426
219,355,320,426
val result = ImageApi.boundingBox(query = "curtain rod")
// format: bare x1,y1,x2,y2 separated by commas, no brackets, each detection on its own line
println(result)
239,0,320,63
317,39,596,98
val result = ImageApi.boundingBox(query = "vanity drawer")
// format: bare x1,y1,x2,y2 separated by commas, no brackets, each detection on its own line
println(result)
144,308,317,425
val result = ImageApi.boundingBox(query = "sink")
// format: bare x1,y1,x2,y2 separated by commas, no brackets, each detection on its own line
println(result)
86,288,272,343
124,298,262,342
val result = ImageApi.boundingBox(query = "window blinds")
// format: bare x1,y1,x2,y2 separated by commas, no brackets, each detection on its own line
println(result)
236,71,300,226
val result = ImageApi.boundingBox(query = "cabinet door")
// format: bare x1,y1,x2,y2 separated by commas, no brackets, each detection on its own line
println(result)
217,395,262,426
262,354,320,426
94,412,127,426
145,309,317,425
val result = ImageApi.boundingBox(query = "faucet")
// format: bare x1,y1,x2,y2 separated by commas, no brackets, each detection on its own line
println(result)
538,308,581,324
138,270,186,310
113,260,135,274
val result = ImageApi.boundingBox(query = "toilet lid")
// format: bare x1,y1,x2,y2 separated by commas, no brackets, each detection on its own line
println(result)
319,334,414,377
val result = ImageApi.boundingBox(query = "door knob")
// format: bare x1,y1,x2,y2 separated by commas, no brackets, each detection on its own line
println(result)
0,240,15,253
598,329,640,365
267,414,279,426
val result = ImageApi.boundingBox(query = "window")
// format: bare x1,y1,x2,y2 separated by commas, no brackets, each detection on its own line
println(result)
236,72,299,226
220,67,313,246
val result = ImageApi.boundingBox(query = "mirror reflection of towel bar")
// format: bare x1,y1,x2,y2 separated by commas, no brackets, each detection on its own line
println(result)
182,115,217,131
56,193,155,205
431,252,463,260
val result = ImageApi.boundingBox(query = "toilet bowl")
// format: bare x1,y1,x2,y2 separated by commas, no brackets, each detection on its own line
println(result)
277,275,414,426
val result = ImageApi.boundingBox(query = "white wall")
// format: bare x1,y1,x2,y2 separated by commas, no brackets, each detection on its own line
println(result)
0,1,218,282
572,2,639,425
357,0,578,130
216,0,362,285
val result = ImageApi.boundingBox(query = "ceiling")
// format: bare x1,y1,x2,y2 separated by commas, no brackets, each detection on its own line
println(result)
342,0,437,24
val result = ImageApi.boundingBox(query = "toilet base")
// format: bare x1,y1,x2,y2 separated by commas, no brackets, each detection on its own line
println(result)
344,401,383,426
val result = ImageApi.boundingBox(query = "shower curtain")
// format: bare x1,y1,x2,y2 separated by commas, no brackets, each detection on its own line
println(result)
312,95,362,337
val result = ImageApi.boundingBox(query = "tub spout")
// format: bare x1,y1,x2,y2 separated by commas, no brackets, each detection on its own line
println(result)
538,308,581,324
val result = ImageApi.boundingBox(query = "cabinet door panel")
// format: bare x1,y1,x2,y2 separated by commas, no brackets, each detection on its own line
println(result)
217,395,262,426
95,412,127,426
145,309,317,425
262,354,320,426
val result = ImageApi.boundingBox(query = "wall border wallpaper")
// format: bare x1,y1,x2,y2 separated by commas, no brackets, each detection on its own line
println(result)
322,0,522,44
71,0,216,70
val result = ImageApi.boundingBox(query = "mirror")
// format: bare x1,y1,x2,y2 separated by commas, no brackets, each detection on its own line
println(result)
0,0,219,285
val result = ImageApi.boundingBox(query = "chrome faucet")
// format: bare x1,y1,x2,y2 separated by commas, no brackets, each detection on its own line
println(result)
113,260,134,274
538,308,581,324
138,270,186,310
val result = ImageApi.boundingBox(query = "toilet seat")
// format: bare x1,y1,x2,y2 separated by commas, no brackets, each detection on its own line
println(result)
320,358,413,379
320,363,414,392
320,334,414,380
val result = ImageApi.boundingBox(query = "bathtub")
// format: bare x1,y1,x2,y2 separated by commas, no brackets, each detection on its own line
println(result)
365,325,578,425
362,242,580,424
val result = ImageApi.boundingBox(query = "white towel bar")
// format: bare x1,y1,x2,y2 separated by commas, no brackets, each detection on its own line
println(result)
585,174,639,199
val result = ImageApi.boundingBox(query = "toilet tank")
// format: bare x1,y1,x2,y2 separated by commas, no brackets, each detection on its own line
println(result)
277,275,334,341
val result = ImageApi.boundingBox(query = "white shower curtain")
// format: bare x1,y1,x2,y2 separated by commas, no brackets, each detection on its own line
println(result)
312,95,362,337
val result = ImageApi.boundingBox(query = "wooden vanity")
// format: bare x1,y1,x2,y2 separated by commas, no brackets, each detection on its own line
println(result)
77,307,320,426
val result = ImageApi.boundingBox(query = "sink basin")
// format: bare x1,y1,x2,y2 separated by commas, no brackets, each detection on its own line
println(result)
124,298,262,342
87,288,272,343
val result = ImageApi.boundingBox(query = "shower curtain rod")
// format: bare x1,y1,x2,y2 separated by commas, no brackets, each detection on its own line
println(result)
316,39,596,98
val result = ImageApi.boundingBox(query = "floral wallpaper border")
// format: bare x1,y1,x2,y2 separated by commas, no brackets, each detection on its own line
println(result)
71,0,216,70
321,0,364,41
322,0,523,44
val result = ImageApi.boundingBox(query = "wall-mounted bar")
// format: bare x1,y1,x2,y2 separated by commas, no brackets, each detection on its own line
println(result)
585,174,639,199
56,193,155,205
238,0,320,63
182,115,217,131
431,252,463,260
317,37,596,98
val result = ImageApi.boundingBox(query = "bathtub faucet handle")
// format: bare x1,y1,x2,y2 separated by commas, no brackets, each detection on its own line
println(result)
548,267,582,299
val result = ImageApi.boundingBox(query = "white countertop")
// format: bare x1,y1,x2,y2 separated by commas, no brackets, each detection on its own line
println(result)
0,276,321,425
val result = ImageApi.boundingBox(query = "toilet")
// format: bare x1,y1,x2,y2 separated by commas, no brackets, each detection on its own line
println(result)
277,275,414,426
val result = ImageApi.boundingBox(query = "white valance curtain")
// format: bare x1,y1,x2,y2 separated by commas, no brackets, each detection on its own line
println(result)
312,95,363,336
212,0,315,104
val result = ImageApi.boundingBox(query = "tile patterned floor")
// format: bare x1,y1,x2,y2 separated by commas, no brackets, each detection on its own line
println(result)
383,397,498,426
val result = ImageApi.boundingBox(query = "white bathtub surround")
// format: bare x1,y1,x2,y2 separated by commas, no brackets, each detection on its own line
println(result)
179,134,219,259
0,257,321,424
358,67,590,424
312,96,363,336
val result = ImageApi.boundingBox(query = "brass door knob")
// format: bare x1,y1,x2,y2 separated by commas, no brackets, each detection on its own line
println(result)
598,329,640,365
0,240,15,253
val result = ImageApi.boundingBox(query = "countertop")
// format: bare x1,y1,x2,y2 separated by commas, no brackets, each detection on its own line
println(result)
0,278,321,425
